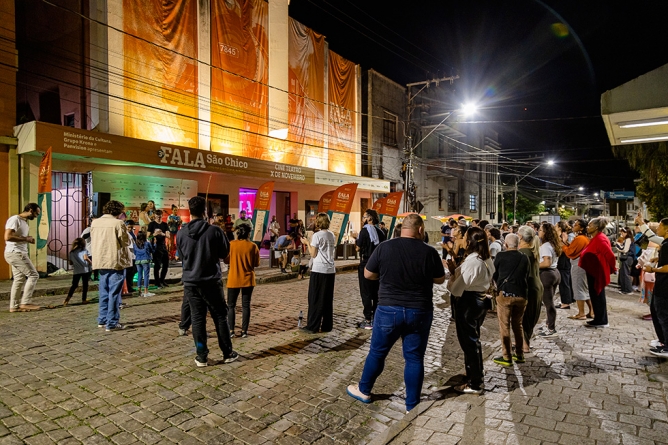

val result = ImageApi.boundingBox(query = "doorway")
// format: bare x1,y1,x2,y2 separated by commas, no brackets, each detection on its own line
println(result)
198,193,229,221
274,191,290,235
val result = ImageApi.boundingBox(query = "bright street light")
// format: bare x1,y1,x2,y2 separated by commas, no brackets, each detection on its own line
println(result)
513,161,554,224
460,102,478,116
578,186,584,191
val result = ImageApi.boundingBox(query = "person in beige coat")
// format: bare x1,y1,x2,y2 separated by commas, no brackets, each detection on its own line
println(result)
90,200,131,331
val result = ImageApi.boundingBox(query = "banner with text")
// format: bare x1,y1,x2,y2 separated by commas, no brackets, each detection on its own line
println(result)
211,0,268,158
327,50,357,174
37,147,52,250
318,190,334,213
287,19,326,169
251,181,275,243
374,191,403,238
327,183,358,245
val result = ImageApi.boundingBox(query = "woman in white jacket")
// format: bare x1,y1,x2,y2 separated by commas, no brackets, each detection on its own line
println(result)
446,227,495,394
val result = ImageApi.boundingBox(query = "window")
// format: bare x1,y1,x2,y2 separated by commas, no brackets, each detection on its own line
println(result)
469,194,477,211
438,189,444,211
448,192,457,211
64,113,75,127
382,111,397,147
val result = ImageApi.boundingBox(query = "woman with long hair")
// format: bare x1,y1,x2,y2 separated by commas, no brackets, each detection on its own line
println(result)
63,238,92,305
301,213,337,333
517,226,544,353
562,219,593,320
225,223,261,338
536,222,562,338
138,203,151,233
446,227,495,394
615,228,635,294
555,221,574,309
444,224,468,319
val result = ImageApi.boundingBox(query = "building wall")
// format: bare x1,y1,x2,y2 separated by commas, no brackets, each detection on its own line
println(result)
364,70,406,187
0,0,17,279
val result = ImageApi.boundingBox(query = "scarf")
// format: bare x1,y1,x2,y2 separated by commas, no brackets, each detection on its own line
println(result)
365,224,380,246
578,232,617,295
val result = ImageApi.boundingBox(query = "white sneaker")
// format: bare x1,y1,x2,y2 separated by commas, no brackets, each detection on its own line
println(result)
144,292,155,297
650,339,664,347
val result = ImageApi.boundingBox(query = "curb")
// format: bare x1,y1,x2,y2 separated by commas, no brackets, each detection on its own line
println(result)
367,400,435,445
0,263,360,301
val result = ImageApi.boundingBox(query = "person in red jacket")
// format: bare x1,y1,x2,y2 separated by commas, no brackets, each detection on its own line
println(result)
579,217,617,328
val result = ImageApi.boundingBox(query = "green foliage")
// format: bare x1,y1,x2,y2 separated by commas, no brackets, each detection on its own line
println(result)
612,141,668,218
636,180,668,220
611,141,668,187
558,207,575,219
502,193,544,223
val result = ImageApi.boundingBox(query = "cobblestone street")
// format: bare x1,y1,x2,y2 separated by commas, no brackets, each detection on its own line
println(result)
0,271,667,444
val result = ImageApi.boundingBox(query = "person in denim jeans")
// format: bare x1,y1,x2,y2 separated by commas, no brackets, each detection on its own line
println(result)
346,215,445,412
134,232,154,297
90,200,132,331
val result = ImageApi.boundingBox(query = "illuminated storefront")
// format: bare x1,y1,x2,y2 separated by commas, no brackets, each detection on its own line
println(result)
14,121,389,272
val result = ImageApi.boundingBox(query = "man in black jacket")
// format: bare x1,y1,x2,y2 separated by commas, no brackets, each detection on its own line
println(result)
177,196,238,367
352,209,386,329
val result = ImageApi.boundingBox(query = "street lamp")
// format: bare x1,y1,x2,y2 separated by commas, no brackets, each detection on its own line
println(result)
403,101,478,212
513,160,554,224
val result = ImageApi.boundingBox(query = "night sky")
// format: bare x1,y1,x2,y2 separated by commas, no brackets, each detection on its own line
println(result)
288,0,668,195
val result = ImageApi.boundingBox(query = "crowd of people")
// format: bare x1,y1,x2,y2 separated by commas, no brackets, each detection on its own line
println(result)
4,200,668,411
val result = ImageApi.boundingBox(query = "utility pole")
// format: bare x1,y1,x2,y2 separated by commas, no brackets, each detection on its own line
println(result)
513,178,518,224
404,76,459,212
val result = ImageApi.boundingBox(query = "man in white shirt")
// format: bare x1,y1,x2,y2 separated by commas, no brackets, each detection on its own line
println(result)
4,203,42,312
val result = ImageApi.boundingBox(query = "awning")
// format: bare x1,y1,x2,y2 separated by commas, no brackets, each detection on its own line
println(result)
601,63,668,146
14,121,390,193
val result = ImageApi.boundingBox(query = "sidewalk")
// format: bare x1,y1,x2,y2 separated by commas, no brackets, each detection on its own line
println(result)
0,257,361,302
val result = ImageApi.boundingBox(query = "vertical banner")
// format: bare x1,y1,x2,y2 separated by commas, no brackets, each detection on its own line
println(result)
211,0,269,157
37,148,52,250
287,19,326,169
327,183,358,245
251,181,275,244
376,191,403,239
123,0,198,147
327,50,357,174
318,190,334,213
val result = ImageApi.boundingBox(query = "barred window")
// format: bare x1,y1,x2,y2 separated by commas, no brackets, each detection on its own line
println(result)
383,111,398,147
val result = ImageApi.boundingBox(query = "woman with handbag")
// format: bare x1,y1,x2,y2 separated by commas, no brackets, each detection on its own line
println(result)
446,227,495,394
615,228,635,294
517,226,543,353
492,234,530,367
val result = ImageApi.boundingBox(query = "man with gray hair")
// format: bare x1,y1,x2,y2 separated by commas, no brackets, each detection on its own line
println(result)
491,233,530,367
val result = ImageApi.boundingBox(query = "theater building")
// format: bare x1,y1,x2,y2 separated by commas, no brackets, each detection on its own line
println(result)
5,0,389,275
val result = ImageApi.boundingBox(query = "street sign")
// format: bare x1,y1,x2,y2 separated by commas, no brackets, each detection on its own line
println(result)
603,191,634,200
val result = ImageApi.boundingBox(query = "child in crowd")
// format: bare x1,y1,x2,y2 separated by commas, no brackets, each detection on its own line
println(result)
63,238,92,306
134,232,155,297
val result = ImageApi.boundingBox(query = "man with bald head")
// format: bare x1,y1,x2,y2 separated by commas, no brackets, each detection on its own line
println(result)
347,214,445,413
492,233,530,367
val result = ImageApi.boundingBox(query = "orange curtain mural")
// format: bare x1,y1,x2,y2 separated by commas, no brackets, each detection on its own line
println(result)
328,50,357,175
211,0,268,157
287,19,325,169
123,0,198,148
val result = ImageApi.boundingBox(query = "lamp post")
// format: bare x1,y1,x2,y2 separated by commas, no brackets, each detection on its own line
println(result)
402,92,477,212
513,160,554,224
